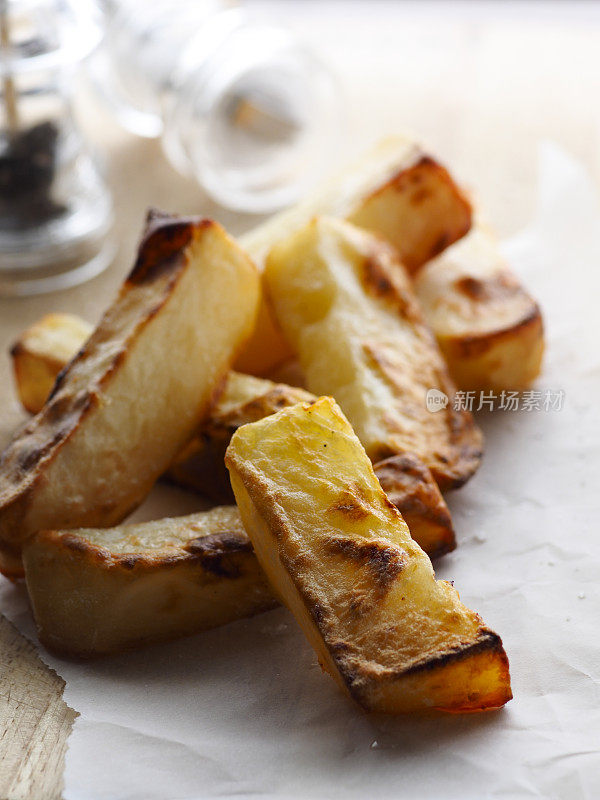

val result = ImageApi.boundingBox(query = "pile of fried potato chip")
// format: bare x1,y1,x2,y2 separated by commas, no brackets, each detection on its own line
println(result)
0,135,544,714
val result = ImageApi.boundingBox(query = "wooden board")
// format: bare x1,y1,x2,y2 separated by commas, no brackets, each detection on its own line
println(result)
0,616,77,800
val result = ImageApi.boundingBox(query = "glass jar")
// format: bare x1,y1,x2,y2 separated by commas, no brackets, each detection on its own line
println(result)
92,0,343,213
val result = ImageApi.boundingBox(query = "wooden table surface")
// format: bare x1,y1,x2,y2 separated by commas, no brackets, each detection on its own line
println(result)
1,2,599,797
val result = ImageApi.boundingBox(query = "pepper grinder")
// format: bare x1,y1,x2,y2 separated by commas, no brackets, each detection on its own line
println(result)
0,0,113,296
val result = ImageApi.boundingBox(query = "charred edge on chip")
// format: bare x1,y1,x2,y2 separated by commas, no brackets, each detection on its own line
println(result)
401,629,507,677
47,342,129,403
373,454,456,556
447,303,544,360
7,391,96,478
339,629,510,708
453,273,523,303
15,427,73,473
46,360,77,403
324,534,408,594
128,214,213,286
184,530,253,578
38,528,253,577
360,248,421,322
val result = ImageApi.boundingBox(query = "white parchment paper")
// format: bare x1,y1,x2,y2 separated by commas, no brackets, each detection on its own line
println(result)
1,143,599,800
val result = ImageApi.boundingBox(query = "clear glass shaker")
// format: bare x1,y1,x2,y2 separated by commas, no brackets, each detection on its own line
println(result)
0,0,114,296
92,0,343,214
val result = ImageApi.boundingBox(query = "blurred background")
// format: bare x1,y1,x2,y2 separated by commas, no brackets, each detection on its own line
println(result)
260,0,600,231
88,0,600,228
82,0,600,269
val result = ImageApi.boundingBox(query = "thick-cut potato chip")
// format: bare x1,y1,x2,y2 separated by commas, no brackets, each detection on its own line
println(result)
265,216,483,489
23,507,276,657
10,313,93,414
414,226,544,391
236,136,472,375
226,397,511,713
0,212,259,577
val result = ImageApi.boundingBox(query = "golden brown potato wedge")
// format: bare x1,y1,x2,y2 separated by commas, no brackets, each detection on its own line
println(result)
265,216,483,490
227,398,511,713
414,225,544,391
8,321,456,558
8,315,308,493
237,136,543,390
23,507,276,657
10,313,93,414
237,136,472,375
226,397,511,713
0,212,259,578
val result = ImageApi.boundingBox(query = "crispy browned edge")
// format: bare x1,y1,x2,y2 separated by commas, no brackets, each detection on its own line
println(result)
373,453,455,559
26,524,279,659
227,430,510,712
333,619,510,711
0,211,223,579
356,235,483,490
32,525,254,576
448,303,542,359
441,303,545,390
353,629,512,713
356,155,473,274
